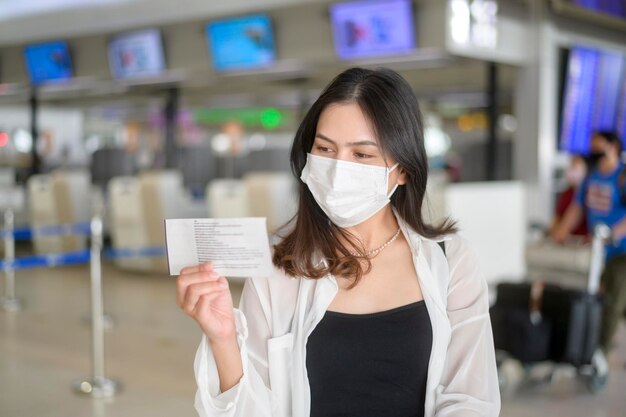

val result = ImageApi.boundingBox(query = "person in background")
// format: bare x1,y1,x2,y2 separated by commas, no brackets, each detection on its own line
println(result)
552,131,626,352
550,155,588,238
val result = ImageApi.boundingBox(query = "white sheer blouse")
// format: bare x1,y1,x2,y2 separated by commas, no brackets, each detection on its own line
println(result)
193,215,501,417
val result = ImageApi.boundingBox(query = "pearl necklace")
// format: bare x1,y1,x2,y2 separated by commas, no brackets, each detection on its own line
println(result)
349,228,401,258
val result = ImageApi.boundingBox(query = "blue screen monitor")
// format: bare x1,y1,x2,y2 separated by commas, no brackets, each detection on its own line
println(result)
24,41,73,85
108,29,166,79
206,14,276,72
618,82,626,144
330,0,416,60
573,0,626,19
560,45,626,154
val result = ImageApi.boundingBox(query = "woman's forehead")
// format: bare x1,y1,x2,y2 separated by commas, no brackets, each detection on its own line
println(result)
316,103,379,146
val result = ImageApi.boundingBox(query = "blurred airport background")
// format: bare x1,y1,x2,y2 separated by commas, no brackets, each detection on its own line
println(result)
0,0,625,416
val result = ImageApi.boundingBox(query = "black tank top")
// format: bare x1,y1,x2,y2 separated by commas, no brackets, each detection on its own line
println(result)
306,300,432,417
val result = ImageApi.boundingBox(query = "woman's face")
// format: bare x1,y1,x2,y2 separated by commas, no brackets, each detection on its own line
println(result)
312,102,407,189
566,156,586,186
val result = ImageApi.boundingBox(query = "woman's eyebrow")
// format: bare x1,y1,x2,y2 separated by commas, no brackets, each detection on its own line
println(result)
315,133,378,147
315,133,336,144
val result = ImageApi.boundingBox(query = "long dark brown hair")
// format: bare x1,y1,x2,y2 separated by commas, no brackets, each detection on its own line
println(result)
273,67,456,288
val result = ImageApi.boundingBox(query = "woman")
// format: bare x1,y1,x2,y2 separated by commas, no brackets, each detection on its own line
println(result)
176,68,500,417
551,154,588,238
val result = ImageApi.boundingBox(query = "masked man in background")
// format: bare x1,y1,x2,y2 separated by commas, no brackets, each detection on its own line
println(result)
553,131,626,352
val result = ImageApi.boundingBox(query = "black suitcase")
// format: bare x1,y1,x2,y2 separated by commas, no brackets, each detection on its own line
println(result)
541,287,603,365
491,282,603,366
491,282,554,363
491,225,608,367
491,302,552,363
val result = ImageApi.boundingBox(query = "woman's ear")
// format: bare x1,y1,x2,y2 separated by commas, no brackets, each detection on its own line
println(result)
396,167,408,186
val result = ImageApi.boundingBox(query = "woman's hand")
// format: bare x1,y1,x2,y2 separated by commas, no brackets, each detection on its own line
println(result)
176,262,236,344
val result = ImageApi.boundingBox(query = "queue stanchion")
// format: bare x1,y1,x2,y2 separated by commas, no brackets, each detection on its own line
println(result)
1,209,21,312
73,216,120,397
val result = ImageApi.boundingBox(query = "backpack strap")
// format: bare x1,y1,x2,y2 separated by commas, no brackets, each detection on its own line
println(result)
437,241,446,257
437,240,450,310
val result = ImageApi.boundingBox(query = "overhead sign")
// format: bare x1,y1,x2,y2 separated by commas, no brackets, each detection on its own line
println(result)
446,0,529,65
194,107,290,129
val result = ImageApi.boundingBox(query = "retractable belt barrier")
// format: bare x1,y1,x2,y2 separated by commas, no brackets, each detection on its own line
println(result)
0,208,166,399
0,250,91,270
103,246,166,259
0,223,92,240
0,247,166,271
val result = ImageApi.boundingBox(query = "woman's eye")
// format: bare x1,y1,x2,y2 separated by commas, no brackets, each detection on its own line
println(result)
354,152,373,159
316,146,333,153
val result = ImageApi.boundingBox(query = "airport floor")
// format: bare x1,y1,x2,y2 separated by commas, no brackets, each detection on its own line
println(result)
1,262,626,417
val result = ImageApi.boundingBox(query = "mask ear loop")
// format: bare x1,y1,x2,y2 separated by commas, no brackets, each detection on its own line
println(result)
388,162,400,173
386,162,401,198
387,183,400,198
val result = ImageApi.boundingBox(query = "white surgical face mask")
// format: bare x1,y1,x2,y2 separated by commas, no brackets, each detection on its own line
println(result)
300,153,400,228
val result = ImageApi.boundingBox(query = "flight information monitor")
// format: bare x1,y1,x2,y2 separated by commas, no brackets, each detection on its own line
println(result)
108,29,166,79
329,0,416,60
560,45,626,154
206,14,276,72
24,41,73,85
572,0,626,19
